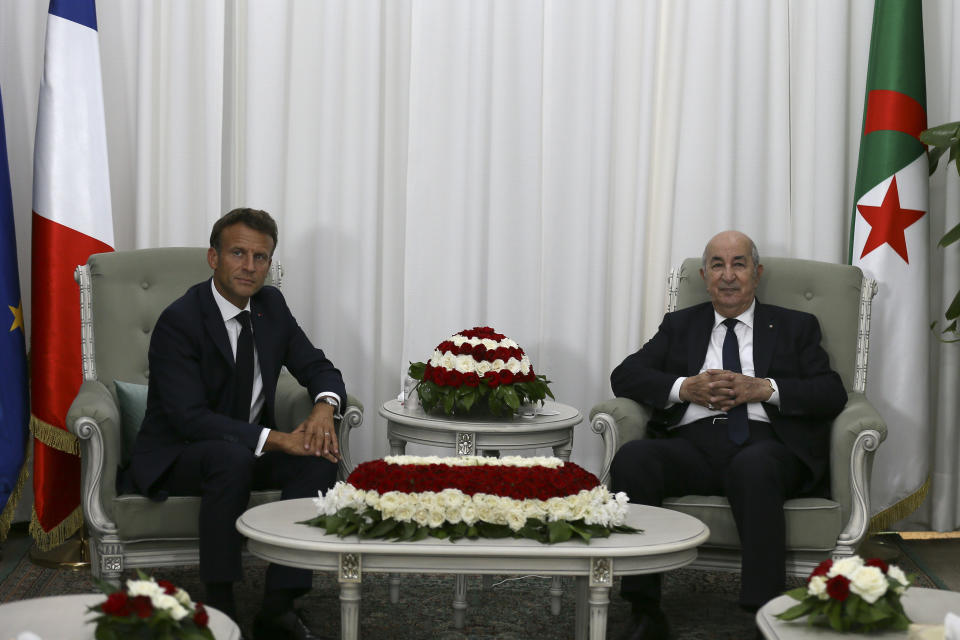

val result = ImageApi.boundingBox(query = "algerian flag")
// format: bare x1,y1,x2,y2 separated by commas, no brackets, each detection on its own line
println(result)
849,0,929,529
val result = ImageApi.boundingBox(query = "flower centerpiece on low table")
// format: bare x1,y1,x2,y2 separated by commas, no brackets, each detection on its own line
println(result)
89,570,214,640
302,455,638,544
776,555,915,633
408,326,553,416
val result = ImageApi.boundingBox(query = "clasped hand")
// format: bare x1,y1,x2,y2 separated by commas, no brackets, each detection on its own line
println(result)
680,369,770,412
264,403,340,463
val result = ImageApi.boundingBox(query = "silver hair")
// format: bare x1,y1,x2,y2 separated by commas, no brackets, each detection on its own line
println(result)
701,235,761,276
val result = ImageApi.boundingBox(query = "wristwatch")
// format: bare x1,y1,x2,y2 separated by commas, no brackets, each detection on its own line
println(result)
318,396,339,408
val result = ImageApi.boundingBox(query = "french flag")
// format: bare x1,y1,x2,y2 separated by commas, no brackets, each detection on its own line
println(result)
30,0,114,549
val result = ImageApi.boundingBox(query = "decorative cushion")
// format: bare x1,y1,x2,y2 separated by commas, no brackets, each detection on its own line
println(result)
114,380,148,465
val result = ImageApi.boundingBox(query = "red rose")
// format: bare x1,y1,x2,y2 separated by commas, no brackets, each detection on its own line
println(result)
826,575,850,601
438,340,456,353
498,370,514,385
472,344,487,360
484,372,500,388
193,602,210,628
809,558,833,580
865,558,889,573
447,370,464,386
130,595,154,618
458,343,473,355
464,372,480,387
101,591,131,617
157,579,177,595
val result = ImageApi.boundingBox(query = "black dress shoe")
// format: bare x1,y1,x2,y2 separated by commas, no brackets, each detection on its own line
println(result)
614,607,671,640
253,608,321,640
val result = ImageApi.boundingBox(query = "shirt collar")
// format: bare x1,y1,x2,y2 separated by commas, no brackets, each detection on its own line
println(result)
210,279,251,323
713,298,756,330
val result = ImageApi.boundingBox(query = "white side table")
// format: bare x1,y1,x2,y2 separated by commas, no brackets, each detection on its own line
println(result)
757,588,960,639
380,398,582,459
379,398,584,624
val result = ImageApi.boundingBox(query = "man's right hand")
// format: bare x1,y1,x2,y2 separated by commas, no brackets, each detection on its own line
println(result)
263,430,339,463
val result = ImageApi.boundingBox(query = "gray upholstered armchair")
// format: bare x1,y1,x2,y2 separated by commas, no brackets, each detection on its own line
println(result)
66,247,364,579
590,257,886,575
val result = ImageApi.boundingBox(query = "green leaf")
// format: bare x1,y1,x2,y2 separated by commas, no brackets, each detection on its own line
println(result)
369,518,398,537
547,521,573,543
408,361,426,380
946,289,960,321
443,393,455,414
502,386,520,410
939,222,960,248
774,600,817,621
919,121,960,147
928,145,948,174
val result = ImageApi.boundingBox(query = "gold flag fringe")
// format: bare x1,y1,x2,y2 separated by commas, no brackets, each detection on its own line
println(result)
29,504,83,552
869,474,931,533
0,457,30,542
29,414,79,455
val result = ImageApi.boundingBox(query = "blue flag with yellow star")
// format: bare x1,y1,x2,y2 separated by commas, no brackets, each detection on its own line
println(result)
0,84,29,539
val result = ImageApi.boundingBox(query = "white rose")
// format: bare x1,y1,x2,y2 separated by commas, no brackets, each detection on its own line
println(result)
394,502,416,523
428,508,447,528
502,339,518,349
506,509,527,532
439,352,457,370
364,491,381,510
430,350,443,366
519,357,531,375
412,508,430,526
452,335,467,346
475,360,492,376
490,359,505,372
152,593,188,620
828,556,864,579
808,575,829,600
460,503,479,526
506,358,521,374
379,492,402,516
850,566,888,604
467,337,481,346
455,355,476,373
174,587,192,607
126,579,163,599
887,565,910,593
481,338,498,350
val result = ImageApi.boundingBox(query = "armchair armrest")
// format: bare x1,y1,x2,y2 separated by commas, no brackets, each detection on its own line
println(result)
829,392,887,555
589,397,652,486
273,371,364,479
66,380,122,539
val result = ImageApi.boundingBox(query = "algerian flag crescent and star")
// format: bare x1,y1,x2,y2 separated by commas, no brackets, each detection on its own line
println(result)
849,0,929,529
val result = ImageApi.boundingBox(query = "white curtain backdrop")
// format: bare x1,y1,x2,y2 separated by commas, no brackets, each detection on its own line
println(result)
2,0,958,531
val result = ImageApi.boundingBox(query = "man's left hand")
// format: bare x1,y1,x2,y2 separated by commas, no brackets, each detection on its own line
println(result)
704,370,774,412
293,402,340,463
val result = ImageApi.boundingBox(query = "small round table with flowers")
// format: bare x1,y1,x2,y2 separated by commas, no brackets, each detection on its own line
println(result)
380,398,582,460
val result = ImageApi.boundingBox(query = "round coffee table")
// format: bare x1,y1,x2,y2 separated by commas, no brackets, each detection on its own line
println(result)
380,398,582,459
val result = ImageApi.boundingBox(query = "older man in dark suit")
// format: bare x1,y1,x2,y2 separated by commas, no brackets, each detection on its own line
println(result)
609,231,847,640
130,208,344,640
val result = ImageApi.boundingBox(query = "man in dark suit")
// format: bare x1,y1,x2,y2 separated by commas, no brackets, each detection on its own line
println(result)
130,208,345,640
609,231,847,640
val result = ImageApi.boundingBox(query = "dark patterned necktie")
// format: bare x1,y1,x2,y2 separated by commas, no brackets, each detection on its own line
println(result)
722,318,749,444
233,310,254,422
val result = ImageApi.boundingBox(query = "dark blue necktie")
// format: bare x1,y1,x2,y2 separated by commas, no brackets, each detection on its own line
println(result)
233,310,254,421
722,318,749,444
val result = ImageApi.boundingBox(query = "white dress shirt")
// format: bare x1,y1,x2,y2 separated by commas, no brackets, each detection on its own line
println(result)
210,281,339,455
667,299,780,427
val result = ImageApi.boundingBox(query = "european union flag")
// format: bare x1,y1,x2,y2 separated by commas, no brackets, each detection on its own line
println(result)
0,85,29,538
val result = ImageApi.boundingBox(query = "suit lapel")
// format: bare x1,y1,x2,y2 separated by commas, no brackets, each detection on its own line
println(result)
200,280,235,366
688,303,715,374
753,302,776,377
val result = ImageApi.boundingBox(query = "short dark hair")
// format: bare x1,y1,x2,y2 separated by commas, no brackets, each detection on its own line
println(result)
210,208,279,254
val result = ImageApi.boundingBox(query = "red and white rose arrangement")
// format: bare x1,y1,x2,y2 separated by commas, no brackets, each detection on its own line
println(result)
776,555,914,632
90,570,213,640
407,326,553,416
302,455,638,544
